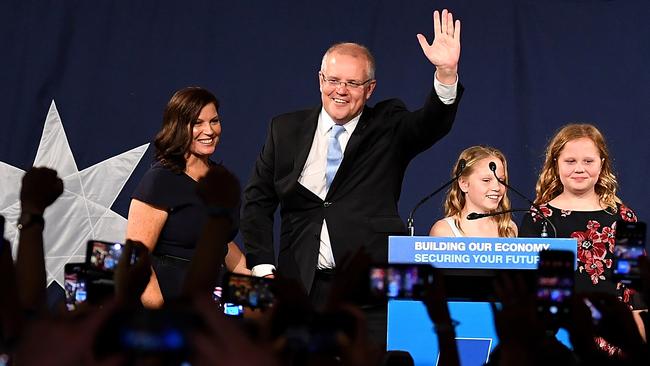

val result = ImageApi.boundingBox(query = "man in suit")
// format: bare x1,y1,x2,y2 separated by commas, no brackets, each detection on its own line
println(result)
242,9,463,305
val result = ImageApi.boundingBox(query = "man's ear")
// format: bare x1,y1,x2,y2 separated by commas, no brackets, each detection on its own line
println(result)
365,80,377,101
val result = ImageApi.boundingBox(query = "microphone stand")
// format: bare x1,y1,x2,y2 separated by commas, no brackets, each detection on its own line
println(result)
407,159,466,236
488,162,557,238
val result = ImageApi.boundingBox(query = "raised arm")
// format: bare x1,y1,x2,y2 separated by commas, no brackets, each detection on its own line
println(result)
417,9,461,84
16,167,63,313
183,164,241,298
391,9,463,160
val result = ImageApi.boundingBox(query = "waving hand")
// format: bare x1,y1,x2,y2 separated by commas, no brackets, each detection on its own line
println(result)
417,9,461,84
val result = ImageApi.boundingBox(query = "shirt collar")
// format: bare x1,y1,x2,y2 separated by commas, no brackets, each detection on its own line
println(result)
318,107,362,136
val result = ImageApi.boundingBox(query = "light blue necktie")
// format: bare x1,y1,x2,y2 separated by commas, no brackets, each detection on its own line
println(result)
326,125,346,189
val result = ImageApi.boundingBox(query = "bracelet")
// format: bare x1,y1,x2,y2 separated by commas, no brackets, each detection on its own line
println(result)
205,206,234,218
433,319,460,334
17,212,45,231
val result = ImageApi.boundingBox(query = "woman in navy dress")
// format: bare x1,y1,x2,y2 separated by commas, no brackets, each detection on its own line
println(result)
126,87,248,307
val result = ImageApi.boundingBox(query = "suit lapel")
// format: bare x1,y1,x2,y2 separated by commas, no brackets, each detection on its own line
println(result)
292,107,320,176
274,107,320,202
326,106,371,198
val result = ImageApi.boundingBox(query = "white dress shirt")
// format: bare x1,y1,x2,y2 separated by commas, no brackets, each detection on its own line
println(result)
301,111,360,269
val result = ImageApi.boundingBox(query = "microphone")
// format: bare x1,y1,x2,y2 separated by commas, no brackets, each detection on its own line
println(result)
467,208,537,220
488,162,557,238
407,159,466,236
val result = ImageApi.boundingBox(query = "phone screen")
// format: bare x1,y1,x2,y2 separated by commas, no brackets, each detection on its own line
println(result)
613,220,647,286
64,262,87,311
369,264,433,300
222,273,274,309
536,250,574,325
213,286,244,317
223,303,245,317
86,240,136,273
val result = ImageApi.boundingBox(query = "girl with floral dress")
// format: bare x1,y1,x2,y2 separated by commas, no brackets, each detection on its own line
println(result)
519,123,645,355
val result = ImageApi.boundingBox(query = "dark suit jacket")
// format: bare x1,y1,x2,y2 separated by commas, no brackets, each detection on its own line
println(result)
242,85,464,292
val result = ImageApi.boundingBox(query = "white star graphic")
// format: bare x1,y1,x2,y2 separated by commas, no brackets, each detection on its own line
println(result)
0,100,148,287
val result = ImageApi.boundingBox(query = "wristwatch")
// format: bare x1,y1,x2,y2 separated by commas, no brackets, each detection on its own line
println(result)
17,212,45,230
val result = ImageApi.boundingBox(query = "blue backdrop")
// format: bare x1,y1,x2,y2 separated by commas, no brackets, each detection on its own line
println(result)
1,0,649,290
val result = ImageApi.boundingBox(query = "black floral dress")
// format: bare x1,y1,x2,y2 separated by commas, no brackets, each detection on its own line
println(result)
519,203,642,309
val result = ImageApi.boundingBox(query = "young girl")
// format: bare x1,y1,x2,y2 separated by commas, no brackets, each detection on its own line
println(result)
519,123,645,353
430,145,517,237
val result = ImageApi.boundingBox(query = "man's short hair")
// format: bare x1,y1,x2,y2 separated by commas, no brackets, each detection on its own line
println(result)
320,42,376,80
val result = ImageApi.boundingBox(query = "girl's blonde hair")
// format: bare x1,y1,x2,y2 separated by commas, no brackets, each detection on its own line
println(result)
443,145,516,237
534,123,620,212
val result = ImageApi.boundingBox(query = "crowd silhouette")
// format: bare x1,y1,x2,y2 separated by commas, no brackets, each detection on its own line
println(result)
0,166,648,365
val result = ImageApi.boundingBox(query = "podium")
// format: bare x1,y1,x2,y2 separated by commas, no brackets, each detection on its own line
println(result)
386,236,577,366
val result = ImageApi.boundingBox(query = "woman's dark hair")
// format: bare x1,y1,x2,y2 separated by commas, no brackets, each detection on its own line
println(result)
154,86,219,173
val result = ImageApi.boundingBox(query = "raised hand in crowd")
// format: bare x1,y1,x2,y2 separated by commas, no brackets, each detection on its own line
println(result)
16,167,63,313
14,298,123,366
195,163,241,210
19,166,64,215
593,294,645,358
0,238,21,355
260,273,315,364
190,297,278,366
183,164,242,298
326,249,382,366
567,256,649,365
422,269,459,366
114,239,152,306
196,163,249,275
489,274,576,366
568,293,645,365
14,235,149,364
331,304,381,366
259,251,382,366
491,274,541,348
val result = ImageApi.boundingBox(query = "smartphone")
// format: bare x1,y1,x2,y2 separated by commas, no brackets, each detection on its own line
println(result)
535,250,574,326
612,220,647,288
221,272,275,309
85,240,136,274
64,262,87,311
84,240,137,303
368,263,433,300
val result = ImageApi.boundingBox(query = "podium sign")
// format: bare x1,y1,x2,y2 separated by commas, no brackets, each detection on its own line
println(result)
388,236,577,270
386,236,577,366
